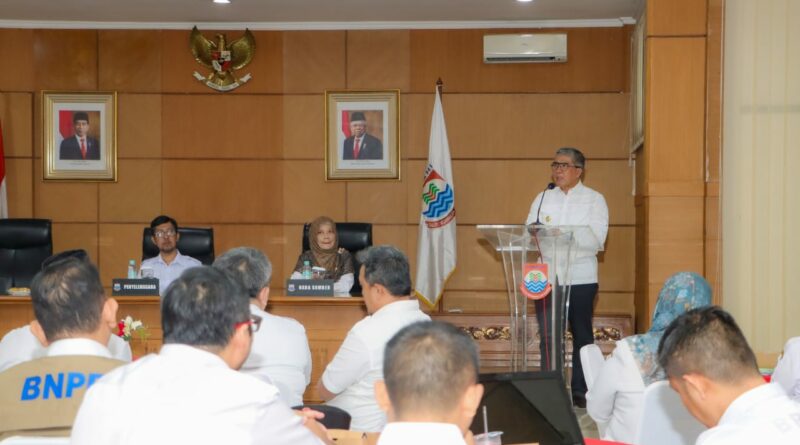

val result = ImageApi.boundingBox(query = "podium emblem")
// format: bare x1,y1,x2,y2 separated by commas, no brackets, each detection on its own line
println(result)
520,263,551,300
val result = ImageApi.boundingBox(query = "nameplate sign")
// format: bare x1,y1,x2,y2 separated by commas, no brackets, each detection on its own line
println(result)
111,278,159,296
285,279,334,297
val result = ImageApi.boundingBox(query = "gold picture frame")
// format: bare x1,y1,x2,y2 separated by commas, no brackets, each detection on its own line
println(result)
42,91,117,181
325,90,400,181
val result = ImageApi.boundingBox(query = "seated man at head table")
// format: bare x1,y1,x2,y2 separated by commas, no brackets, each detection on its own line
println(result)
374,320,484,445
71,266,332,445
657,306,800,445
0,250,131,373
0,256,126,439
317,245,431,432
140,214,201,295
214,246,312,408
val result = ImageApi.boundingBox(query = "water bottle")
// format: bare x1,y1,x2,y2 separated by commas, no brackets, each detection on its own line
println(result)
127,260,137,279
301,261,312,279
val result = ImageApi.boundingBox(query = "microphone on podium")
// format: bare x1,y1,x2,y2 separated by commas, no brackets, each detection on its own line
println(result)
534,182,556,225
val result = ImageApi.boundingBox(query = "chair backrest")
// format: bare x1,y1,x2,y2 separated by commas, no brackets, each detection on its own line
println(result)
0,219,53,289
301,222,372,296
634,380,706,445
142,227,215,265
293,404,352,430
580,344,605,392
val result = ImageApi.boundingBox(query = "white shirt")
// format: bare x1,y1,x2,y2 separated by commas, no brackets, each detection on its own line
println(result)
322,299,431,432
0,325,131,372
45,338,113,358
696,383,800,445
585,341,646,443
71,344,323,445
242,303,312,407
377,422,467,445
525,181,609,285
290,271,355,296
773,337,800,401
140,250,202,295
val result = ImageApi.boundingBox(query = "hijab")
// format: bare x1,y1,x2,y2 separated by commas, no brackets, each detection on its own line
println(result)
622,272,712,385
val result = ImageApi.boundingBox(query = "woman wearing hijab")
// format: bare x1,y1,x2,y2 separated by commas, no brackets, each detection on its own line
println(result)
773,337,800,401
586,272,712,443
291,216,355,296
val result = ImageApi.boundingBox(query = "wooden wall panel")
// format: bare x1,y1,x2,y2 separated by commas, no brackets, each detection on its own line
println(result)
646,38,706,184
53,223,99,264
346,161,411,224
283,94,324,159
647,0,708,37
117,94,162,158
598,226,636,291
161,95,282,159
596,292,635,315
280,224,304,287
213,224,287,283
160,30,209,94
99,160,162,222
0,29,34,91
5,158,33,218
409,28,627,93
346,30,410,91
448,226,507,291
371,225,411,259
98,30,162,92
441,290,508,313
282,160,346,223
98,224,142,285
33,30,98,91
649,197,704,241
282,31,346,94
0,93,33,157
161,160,283,223
34,164,98,222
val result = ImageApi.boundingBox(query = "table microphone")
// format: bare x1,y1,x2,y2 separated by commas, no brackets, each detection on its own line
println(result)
534,183,556,225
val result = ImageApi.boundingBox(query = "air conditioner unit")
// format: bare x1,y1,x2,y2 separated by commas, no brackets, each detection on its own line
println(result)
483,34,567,63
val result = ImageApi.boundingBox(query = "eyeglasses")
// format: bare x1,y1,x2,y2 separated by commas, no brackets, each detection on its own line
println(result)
154,229,177,238
235,314,263,333
550,162,580,171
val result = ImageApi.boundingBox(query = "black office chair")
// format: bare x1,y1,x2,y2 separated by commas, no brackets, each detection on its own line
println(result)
0,218,53,289
142,227,215,265
291,404,352,430
301,222,372,296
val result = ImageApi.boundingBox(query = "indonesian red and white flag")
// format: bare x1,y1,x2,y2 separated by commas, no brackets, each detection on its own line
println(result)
0,120,8,218
414,87,456,307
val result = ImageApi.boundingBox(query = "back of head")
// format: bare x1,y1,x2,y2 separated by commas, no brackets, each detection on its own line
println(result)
30,257,105,342
213,247,272,299
384,320,479,418
357,245,412,297
657,306,760,384
150,214,178,231
41,249,90,269
161,266,249,349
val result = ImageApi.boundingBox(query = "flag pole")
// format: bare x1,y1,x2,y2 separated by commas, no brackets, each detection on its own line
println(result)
436,77,443,94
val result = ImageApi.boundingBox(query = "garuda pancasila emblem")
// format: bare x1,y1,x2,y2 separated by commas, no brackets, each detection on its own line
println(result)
190,26,255,92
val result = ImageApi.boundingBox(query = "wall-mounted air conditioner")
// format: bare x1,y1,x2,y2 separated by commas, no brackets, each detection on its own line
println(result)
483,33,568,63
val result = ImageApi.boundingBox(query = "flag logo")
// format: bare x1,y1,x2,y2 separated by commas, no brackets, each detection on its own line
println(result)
519,263,551,300
421,166,455,229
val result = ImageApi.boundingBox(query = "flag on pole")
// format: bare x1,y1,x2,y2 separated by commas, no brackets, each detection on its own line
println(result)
0,120,8,218
414,86,456,307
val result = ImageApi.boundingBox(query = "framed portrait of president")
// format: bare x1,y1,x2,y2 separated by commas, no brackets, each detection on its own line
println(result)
325,90,399,181
42,91,117,181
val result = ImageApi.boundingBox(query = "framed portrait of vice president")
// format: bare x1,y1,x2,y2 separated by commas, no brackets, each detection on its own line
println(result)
42,91,117,181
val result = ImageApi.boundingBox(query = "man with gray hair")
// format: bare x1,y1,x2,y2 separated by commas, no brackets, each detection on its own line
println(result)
213,247,312,407
317,245,430,431
374,321,484,444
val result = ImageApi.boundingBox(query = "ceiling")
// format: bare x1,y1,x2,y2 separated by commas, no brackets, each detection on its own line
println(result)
0,0,644,29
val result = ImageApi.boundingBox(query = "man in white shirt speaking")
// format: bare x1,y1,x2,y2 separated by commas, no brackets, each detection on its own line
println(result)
317,245,431,432
657,306,800,445
213,246,312,407
525,147,608,407
140,215,201,295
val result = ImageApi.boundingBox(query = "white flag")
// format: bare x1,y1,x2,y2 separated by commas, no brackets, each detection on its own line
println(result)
414,87,456,307
0,120,7,219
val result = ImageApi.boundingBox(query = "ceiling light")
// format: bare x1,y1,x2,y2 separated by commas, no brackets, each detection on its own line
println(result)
517,0,534,2
213,0,230,4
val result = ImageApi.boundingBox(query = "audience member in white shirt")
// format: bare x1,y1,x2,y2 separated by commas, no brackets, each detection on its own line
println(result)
773,336,800,401
374,321,484,445
214,246,312,407
71,266,332,445
586,272,711,443
318,245,431,432
657,306,800,445
139,215,201,295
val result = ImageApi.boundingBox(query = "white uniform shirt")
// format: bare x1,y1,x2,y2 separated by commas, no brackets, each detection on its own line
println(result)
140,250,202,295
377,422,467,445
525,181,609,285
0,325,131,372
45,338,114,359
71,344,323,445
585,341,646,443
773,336,800,401
242,304,312,407
696,383,800,445
322,300,431,432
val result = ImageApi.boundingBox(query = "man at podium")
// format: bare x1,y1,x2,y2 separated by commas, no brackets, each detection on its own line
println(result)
525,147,608,408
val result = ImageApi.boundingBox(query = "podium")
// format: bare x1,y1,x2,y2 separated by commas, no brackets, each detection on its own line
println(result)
477,224,603,376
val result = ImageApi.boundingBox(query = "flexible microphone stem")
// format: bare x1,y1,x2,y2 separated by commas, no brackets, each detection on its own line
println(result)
534,182,556,225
